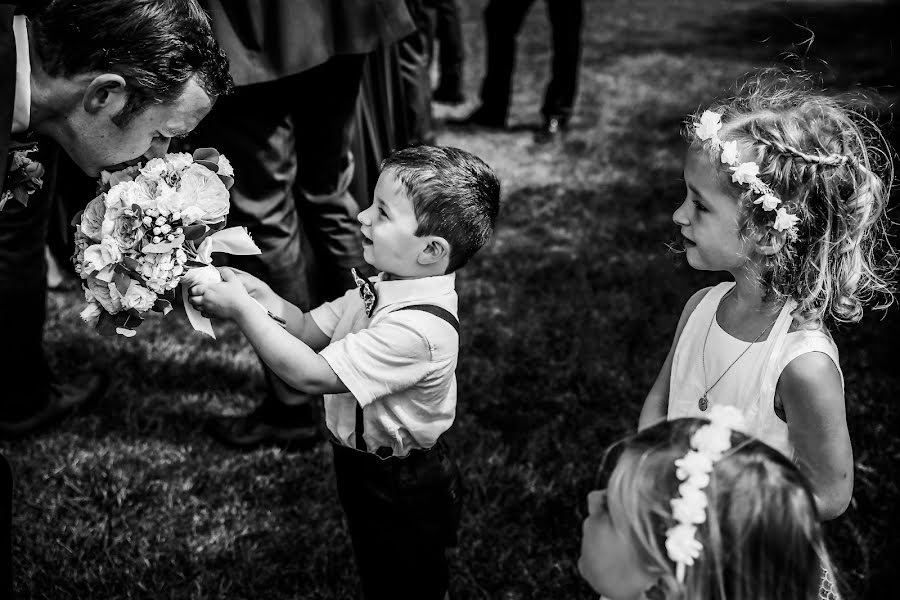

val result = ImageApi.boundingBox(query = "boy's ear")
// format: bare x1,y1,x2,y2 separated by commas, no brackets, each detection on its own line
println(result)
83,74,128,115
418,236,451,266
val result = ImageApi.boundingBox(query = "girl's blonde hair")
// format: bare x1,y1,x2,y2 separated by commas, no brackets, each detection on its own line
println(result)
603,419,829,600
685,69,895,325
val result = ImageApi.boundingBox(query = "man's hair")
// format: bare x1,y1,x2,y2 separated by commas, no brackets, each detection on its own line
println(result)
382,146,501,273
30,0,233,126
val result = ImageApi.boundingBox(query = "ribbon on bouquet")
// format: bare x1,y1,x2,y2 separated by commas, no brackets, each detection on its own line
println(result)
180,227,261,339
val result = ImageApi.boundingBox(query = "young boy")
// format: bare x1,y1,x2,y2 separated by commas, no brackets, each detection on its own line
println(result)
188,145,501,599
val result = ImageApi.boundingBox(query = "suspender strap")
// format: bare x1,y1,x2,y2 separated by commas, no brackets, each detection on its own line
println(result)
353,304,460,452
393,304,460,334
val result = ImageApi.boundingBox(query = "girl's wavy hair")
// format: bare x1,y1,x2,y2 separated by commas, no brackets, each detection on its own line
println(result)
684,69,896,325
599,419,830,600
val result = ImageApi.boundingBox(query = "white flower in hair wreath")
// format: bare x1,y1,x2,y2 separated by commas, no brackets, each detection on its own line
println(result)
694,111,799,237
665,404,747,583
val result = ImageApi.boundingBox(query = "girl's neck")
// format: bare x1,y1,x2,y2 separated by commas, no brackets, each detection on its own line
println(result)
727,267,783,317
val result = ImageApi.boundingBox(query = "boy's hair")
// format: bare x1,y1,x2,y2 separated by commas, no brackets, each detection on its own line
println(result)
382,146,501,273
31,0,233,127
684,69,895,325
602,419,828,600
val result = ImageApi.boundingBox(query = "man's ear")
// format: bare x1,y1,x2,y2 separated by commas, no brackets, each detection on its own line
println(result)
83,74,128,115
418,236,451,266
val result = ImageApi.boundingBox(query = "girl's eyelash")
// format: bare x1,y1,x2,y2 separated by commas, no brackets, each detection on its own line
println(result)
693,199,706,212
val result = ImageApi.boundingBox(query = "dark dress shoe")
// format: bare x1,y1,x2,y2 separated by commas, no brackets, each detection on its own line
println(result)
444,106,507,129
206,404,322,452
432,86,466,105
533,116,568,144
0,372,106,439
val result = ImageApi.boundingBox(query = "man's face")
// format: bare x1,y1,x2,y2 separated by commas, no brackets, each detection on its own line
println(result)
65,75,213,176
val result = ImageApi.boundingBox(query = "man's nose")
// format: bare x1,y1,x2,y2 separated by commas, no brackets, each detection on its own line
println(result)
145,137,171,160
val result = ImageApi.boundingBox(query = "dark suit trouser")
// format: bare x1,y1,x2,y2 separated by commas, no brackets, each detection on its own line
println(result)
0,179,52,421
397,0,435,145
480,0,583,122
193,55,366,410
425,0,465,92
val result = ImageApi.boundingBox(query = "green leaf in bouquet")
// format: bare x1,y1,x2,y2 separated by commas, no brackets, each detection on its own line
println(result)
184,259,209,268
112,270,132,296
130,203,144,218
182,224,209,241
11,187,29,206
152,298,173,315
208,219,227,232
122,256,141,272
71,209,85,227
125,309,145,325
96,311,120,336
192,147,220,172
217,174,234,190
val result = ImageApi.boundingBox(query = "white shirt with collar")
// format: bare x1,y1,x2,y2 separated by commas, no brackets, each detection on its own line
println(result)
11,15,30,134
311,272,459,457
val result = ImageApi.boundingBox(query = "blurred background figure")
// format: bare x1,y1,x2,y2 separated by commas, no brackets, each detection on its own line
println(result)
427,0,467,105
192,1,415,451
449,0,584,142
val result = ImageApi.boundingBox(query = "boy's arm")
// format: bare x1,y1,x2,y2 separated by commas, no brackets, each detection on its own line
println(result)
778,353,853,520
233,297,349,395
639,287,712,430
219,267,330,350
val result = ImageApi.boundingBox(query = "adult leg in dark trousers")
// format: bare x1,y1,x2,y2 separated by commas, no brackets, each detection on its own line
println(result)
536,0,583,140
0,146,105,440
427,0,466,104
397,0,436,146
197,56,367,450
0,454,10,598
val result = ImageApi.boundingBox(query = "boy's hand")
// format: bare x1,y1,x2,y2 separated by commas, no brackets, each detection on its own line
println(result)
218,267,278,308
188,268,254,321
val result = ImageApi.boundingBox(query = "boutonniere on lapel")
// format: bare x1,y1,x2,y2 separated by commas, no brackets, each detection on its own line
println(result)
0,140,44,212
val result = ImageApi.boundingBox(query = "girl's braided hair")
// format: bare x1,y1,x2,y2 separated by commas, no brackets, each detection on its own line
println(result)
686,70,896,325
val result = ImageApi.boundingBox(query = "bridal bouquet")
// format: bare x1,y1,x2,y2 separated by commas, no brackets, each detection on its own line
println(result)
71,148,260,338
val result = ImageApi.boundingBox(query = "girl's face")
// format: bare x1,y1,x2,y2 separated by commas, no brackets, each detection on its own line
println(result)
673,148,753,273
578,489,656,600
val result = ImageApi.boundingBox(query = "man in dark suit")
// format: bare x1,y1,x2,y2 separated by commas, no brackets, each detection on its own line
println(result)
450,0,584,142
195,1,416,451
0,1,230,588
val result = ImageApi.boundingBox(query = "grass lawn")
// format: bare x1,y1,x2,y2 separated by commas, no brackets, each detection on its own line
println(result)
5,0,899,598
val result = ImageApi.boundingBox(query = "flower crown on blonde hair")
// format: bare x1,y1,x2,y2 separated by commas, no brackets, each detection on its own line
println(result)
665,404,747,583
694,110,800,238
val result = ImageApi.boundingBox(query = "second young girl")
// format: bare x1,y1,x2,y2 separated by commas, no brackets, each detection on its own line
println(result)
639,71,894,520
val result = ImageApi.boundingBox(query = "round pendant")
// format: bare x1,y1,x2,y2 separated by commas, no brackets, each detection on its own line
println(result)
698,395,709,411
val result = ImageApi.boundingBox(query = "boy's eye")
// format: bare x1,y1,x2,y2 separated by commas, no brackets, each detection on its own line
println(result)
378,207,387,217
693,199,707,212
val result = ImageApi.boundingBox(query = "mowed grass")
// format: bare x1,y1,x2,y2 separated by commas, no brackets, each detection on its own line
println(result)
5,0,899,598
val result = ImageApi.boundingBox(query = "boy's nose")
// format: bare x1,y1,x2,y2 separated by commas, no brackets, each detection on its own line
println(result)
358,207,370,225
672,201,689,226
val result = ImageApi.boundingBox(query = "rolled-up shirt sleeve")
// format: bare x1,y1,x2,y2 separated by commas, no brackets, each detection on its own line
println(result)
309,290,352,338
319,316,432,407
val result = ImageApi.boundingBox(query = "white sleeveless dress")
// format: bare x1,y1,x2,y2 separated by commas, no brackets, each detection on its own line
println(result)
668,282,843,459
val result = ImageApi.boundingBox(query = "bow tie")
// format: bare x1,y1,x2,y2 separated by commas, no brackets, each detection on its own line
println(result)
352,268,377,317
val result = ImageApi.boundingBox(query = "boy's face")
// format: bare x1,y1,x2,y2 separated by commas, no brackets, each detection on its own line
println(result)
358,170,427,278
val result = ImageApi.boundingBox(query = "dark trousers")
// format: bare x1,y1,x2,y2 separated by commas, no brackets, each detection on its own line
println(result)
333,440,463,600
0,145,55,420
0,454,10,598
192,55,367,410
425,0,465,93
397,0,435,146
480,0,583,122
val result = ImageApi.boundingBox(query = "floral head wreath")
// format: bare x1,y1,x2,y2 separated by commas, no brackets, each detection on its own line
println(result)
665,405,747,583
694,110,800,238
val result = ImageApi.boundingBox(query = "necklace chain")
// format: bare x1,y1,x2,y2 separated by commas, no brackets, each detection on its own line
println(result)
699,290,781,411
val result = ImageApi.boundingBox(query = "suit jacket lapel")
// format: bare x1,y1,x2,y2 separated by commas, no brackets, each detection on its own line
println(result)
0,6,18,186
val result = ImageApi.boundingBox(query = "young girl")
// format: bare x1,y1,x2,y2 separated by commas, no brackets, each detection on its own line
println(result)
639,71,894,521
579,409,836,600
